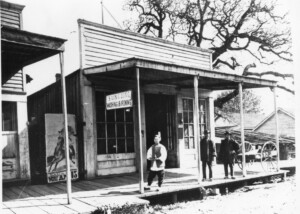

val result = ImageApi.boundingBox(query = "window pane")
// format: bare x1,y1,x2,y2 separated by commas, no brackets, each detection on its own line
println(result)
184,124,189,137
127,138,134,153
125,108,133,122
117,139,126,153
96,107,105,122
95,91,105,106
189,125,194,136
107,139,116,154
184,138,189,149
97,139,106,154
188,99,193,111
183,112,188,123
97,123,106,138
107,123,115,138
117,124,125,137
188,112,193,123
116,109,124,122
106,110,115,122
189,137,194,149
199,100,205,110
126,124,133,137
2,101,17,131
183,99,188,110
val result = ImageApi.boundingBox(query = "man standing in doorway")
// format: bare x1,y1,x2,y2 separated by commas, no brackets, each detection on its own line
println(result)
200,130,216,181
144,132,167,191
219,131,240,179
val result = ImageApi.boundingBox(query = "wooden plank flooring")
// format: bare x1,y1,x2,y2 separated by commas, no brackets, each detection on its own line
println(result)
2,162,292,214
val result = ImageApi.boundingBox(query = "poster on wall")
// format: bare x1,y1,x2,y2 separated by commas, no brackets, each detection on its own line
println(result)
45,114,78,183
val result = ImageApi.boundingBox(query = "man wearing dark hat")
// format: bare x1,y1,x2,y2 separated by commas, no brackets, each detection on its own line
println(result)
219,130,240,179
200,130,216,181
144,132,167,191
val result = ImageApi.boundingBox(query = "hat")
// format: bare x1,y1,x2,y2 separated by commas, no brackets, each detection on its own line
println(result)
224,130,231,135
204,130,210,135
154,131,161,139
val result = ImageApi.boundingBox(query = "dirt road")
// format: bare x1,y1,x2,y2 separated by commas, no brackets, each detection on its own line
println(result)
149,175,296,214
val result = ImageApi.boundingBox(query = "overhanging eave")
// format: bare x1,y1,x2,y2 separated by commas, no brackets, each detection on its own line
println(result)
83,58,277,90
1,26,67,83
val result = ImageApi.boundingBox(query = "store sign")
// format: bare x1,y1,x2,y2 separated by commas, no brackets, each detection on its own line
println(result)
45,114,79,183
106,90,133,110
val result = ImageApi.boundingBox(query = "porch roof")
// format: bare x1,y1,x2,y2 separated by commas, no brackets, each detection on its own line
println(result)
1,26,66,83
83,58,277,90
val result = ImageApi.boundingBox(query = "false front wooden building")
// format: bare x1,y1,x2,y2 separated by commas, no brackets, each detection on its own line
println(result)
27,19,277,183
1,0,66,184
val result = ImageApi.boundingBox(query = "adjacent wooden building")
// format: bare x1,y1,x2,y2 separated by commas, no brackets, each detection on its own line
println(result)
1,0,66,184
27,19,278,185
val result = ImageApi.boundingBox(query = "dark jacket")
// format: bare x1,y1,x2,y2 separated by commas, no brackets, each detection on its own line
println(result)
200,137,216,162
219,138,240,164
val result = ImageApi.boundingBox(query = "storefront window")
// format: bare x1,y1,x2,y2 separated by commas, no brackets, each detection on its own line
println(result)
182,98,208,149
183,98,194,149
96,91,134,154
199,99,207,138
2,101,17,131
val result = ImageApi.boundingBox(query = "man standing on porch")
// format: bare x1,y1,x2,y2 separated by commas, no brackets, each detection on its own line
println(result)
144,132,167,191
219,131,240,179
200,130,216,181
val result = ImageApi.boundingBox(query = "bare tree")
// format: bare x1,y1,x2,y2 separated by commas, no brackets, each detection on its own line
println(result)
124,0,174,38
124,0,294,108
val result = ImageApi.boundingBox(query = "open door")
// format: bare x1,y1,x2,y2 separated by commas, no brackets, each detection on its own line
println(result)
145,94,177,169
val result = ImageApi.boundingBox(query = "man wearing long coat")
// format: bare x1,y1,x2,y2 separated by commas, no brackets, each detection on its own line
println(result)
219,131,240,179
200,130,216,181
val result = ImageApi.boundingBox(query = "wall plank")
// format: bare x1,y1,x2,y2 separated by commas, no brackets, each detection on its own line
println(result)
0,7,21,29
79,20,212,70
2,71,23,92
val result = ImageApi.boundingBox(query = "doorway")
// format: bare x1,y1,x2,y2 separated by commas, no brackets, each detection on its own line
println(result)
145,94,177,169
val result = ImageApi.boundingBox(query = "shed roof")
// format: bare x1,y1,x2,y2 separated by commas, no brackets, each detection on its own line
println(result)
253,108,295,131
1,26,66,84
83,58,277,90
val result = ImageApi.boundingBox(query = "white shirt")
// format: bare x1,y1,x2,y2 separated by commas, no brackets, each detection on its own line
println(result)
147,144,167,171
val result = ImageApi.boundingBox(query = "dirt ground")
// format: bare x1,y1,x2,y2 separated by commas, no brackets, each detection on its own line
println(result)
149,175,296,214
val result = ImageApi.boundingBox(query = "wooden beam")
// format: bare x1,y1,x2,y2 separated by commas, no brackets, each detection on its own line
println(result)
136,68,144,193
84,58,277,89
194,76,201,183
143,76,192,85
239,83,246,177
1,26,66,51
59,52,72,204
272,87,280,171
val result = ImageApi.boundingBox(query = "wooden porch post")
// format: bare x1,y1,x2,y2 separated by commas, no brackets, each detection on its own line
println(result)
136,67,144,193
194,76,201,183
59,52,72,204
238,83,246,177
272,87,280,171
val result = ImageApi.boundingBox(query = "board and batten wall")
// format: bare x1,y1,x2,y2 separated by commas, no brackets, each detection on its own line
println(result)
78,19,213,70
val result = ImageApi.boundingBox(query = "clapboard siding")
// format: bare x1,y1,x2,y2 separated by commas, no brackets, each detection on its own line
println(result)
255,112,295,137
79,20,212,70
83,29,210,63
97,153,136,176
2,70,24,92
0,5,22,29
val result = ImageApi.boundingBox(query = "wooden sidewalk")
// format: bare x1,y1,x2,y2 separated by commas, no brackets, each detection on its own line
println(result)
2,161,293,214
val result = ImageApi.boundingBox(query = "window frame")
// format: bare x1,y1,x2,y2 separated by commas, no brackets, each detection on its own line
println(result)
95,91,134,155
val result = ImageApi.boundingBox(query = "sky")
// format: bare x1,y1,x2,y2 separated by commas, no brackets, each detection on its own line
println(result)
6,0,298,115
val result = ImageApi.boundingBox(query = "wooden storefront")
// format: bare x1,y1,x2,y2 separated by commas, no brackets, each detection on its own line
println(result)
27,19,277,185
1,0,66,184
